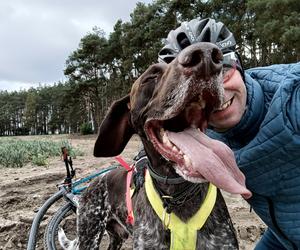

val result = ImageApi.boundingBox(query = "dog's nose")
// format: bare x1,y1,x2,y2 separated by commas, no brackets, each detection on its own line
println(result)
178,42,223,78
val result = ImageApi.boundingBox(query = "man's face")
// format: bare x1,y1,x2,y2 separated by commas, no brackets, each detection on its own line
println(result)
208,69,247,131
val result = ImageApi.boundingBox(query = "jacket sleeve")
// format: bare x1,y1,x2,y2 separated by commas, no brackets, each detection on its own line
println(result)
282,63,300,134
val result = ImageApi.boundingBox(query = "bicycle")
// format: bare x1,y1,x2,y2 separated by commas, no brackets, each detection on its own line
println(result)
27,147,118,250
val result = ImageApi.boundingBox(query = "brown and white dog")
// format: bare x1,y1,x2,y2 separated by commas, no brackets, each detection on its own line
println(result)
59,42,251,250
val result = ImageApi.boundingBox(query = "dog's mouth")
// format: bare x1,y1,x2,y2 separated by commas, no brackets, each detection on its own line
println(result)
144,95,252,199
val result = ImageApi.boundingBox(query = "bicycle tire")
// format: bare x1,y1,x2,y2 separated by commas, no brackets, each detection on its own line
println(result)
44,202,76,250
27,189,65,250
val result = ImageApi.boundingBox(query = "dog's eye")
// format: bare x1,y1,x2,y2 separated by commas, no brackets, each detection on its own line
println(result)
142,75,157,85
140,64,164,86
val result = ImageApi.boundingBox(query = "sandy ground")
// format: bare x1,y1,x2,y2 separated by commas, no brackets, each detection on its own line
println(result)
0,134,266,249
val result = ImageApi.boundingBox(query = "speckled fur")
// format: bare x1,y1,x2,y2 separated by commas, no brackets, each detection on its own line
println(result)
60,43,239,250
69,171,238,250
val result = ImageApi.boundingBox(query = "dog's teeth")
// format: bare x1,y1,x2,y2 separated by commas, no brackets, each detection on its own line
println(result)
160,128,165,137
166,140,173,148
183,154,192,167
161,154,170,162
162,132,173,147
172,145,179,153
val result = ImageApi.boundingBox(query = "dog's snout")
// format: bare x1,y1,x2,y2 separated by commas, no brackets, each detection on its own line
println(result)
178,42,223,77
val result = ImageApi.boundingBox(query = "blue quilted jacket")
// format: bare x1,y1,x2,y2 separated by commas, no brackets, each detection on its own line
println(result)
209,62,300,249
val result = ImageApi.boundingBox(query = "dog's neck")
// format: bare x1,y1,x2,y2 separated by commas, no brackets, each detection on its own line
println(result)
142,139,210,221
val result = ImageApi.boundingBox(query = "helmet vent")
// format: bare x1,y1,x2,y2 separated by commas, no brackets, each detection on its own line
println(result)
217,27,230,42
177,32,191,50
159,49,175,63
201,29,211,42
196,18,209,37
163,57,174,64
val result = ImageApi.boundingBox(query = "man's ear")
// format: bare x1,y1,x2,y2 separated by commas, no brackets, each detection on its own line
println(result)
94,95,134,157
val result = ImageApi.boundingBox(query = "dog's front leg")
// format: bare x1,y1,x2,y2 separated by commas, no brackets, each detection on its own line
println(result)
77,176,110,250
132,192,169,250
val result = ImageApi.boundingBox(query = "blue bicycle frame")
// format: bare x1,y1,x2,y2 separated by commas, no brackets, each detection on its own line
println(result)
72,165,118,194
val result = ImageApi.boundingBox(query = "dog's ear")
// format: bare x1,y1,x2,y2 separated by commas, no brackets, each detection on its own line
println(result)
94,95,134,157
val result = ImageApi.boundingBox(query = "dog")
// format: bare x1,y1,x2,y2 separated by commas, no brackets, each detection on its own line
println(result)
59,42,252,250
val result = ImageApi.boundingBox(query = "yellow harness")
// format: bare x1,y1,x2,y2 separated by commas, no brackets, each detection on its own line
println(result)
145,171,217,250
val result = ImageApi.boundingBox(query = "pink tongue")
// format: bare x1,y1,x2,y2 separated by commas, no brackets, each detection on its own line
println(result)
167,128,252,199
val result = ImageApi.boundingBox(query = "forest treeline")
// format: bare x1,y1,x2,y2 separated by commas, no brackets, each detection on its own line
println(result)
1,0,299,136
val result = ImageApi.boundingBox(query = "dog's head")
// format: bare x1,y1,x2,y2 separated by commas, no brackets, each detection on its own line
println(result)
94,42,251,198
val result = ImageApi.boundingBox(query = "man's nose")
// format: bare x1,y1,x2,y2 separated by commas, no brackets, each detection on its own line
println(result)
178,42,223,81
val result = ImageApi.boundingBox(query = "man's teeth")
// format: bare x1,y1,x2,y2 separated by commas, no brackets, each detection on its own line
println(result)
216,98,232,111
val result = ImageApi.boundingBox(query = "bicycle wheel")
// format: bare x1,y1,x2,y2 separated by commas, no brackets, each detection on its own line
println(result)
27,189,65,250
44,202,77,250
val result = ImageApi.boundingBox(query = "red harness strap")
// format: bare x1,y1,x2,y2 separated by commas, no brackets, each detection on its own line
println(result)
114,156,135,225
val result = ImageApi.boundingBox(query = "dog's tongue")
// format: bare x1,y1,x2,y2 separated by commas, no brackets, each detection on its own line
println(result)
167,128,252,199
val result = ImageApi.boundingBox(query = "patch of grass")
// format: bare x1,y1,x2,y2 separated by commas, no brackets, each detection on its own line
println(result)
0,138,84,168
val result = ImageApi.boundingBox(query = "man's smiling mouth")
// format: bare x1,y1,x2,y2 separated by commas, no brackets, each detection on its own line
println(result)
213,97,234,112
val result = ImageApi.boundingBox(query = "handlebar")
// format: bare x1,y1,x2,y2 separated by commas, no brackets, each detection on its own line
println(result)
61,147,75,185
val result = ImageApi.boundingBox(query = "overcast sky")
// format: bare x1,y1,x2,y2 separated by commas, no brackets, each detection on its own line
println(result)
0,0,153,92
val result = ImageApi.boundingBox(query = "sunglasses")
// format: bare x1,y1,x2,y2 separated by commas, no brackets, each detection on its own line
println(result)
222,52,238,83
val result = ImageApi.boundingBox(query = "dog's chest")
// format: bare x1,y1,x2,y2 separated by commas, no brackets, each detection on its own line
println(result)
133,213,236,250
133,191,169,250
132,189,238,250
